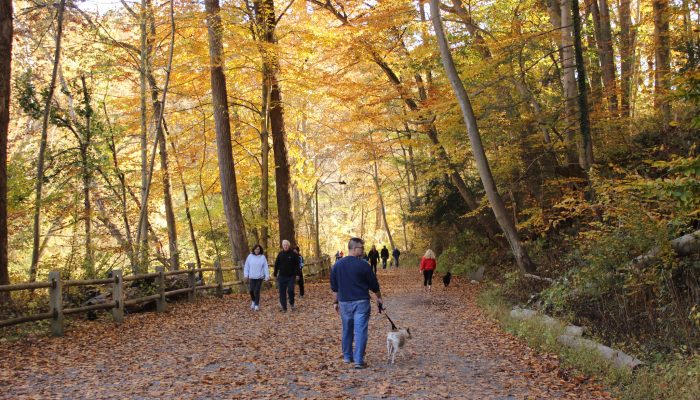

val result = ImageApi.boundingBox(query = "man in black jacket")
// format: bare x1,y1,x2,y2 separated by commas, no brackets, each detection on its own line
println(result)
380,245,389,269
367,245,380,275
274,239,300,312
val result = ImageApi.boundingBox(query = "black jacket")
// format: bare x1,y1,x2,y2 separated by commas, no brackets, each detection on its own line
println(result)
274,250,300,277
380,247,389,259
368,249,380,262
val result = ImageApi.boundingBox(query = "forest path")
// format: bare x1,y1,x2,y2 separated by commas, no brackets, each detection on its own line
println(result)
1,266,612,399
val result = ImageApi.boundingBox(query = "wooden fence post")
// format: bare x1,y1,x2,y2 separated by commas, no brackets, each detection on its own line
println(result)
156,266,166,312
112,269,124,323
48,271,63,336
187,262,196,302
215,260,223,298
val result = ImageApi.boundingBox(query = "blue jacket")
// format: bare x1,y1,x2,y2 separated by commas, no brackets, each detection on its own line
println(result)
330,256,380,302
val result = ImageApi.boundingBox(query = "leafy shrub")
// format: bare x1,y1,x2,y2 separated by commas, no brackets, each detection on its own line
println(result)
435,231,490,276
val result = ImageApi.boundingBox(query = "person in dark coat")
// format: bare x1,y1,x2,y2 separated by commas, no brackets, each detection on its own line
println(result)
330,237,383,369
392,247,401,268
367,245,380,275
273,239,300,312
380,245,390,269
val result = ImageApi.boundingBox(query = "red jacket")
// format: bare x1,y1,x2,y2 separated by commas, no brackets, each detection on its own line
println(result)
420,257,436,271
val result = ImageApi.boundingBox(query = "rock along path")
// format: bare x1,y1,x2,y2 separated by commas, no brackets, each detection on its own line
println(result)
1,266,612,399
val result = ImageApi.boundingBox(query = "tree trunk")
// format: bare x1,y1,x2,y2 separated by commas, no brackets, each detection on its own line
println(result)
372,159,395,250
103,103,136,272
79,75,95,277
29,0,66,282
314,181,321,258
587,1,604,111
619,0,633,117
572,0,593,170
134,0,176,271
144,0,179,270
255,0,297,247
430,0,536,274
205,0,249,262
138,0,150,273
653,0,672,123
167,122,201,269
547,0,579,169
260,69,270,254
594,0,618,115
0,0,12,300
198,106,222,262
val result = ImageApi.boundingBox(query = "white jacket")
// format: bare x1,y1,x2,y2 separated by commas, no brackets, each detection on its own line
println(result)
244,254,270,280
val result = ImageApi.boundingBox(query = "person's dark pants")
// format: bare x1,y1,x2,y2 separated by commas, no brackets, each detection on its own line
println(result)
381,258,388,269
423,270,434,286
249,278,264,305
297,271,305,297
277,275,295,310
393,256,400,268
370,260,377,274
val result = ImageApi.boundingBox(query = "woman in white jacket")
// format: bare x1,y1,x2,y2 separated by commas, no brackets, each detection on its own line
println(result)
244,244,270,311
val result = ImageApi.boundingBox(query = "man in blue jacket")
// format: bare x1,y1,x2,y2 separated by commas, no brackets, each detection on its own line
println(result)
330,237,383,369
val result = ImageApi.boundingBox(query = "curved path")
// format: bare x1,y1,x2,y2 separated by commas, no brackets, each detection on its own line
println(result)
1,267,612,399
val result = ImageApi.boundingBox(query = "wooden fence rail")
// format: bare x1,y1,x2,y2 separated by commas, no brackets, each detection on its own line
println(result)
0,255,331,336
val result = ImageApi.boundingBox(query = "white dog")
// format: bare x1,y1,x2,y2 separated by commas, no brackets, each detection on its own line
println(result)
386,328,412,364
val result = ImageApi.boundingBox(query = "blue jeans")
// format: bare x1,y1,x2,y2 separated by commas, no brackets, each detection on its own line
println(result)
277,275,295,310
339,299,371,366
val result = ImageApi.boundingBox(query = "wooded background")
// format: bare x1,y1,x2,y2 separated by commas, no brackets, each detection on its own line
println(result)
0,0,698,354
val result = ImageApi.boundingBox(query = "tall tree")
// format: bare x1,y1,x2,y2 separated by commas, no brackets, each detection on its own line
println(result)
79,75,95,277
144,0,179,270
592,0,619,115
653,0,672,123
547,0,580,169
254,0,297,247
618,0,634,116
138,0,150,272
204,0,250,261
259,71,270,254
0,0,12,299
29,0,66,282
430,0,536,274
572,0,593,169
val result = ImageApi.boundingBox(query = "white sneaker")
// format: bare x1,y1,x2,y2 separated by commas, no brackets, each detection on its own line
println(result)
254,305,260,311
250,301,255,309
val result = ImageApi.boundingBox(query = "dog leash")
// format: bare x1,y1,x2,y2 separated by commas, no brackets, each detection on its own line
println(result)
380,306,398,331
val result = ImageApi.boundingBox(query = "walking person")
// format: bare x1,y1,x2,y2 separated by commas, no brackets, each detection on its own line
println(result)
380,245,389,269
392,247,401,268
244,244,270,311
419,249,437,292
274,239,300,312
368,245,380,275
331,237,383,369
295,246,305,298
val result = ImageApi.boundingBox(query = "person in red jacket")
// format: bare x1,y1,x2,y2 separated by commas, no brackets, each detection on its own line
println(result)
419,249,437,292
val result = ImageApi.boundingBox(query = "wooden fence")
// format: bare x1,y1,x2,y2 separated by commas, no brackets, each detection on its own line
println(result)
0,256,331,336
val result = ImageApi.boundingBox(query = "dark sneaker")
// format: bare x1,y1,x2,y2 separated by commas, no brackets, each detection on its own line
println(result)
354,363,367,369
280,308,287,313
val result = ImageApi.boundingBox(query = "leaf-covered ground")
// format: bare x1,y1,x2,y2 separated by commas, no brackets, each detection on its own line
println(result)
1,267,612,399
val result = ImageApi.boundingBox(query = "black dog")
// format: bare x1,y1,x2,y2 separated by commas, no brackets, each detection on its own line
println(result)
442,272,452,289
